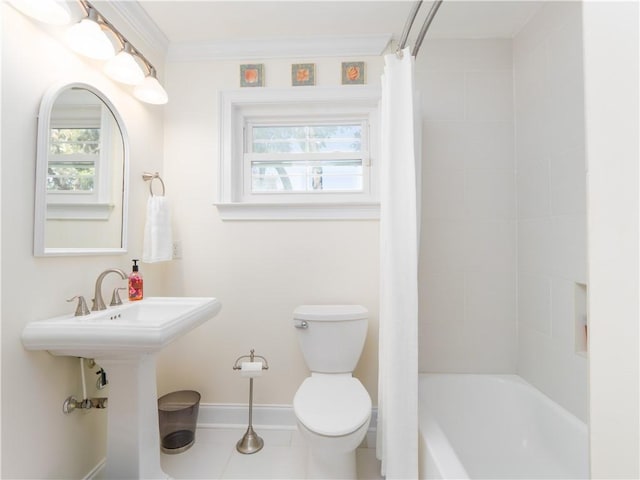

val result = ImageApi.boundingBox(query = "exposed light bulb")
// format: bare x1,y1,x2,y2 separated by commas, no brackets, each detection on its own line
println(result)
134,74,169,105
8,0,71,25
66,14,115,60
104,44,145,85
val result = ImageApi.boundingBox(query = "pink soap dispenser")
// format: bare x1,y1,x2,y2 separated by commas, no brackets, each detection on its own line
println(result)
128,259,143,301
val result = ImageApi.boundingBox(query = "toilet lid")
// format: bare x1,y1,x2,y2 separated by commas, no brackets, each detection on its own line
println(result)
293,376,372,437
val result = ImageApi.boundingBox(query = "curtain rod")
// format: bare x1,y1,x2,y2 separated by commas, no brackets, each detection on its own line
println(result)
396,0,444,58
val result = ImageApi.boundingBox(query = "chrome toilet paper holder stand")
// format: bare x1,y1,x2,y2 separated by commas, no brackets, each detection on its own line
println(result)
233,349,269,454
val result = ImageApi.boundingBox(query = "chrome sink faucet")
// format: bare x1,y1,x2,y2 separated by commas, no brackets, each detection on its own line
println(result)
92,268,128,311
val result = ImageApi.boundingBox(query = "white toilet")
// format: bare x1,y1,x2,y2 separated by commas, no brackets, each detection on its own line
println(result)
292,305,372,480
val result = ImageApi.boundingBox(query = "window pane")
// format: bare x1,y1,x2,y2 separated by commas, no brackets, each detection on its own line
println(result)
308,125,361,140
253,126,307,140
251,124,362,154
309,140,362,153
252,140,305,154
50,128,100,155
251,159,363,193
47,164,95,192
48,127,99,193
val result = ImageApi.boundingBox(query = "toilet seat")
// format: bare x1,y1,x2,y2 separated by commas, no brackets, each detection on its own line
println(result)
293,375,371,437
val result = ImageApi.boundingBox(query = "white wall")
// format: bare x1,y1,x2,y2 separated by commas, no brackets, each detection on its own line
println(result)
416,39,517,373
1,5,166,477
513,2,588,421
156,57,382,406
583,1,639,477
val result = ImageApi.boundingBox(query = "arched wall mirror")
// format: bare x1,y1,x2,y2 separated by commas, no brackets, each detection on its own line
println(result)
34,82,129,256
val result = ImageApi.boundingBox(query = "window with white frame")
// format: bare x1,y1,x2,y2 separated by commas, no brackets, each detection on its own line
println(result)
48,125,100,196
46,97,116,220
217,87,380,220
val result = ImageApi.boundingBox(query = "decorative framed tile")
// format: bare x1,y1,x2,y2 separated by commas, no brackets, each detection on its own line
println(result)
240,64,264,87
291,63,315,86
342,61,365,85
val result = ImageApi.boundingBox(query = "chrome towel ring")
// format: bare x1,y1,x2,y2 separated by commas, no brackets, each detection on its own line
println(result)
142,171,166,196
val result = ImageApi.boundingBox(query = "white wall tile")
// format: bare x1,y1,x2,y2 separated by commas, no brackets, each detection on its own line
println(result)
514,1,587,422
465,270,517,336
419,269,465,326
549,215,587,281
422,168,465,219
518,273,552,334
417,39,516,374
423,121,466,169
463,320,518,373
465,168,516,220
518,218,553,274
517,326,547,387
418,39,468,72
550,145,587,216
546,69,585,153
514,41,548,103
465,71,514,122
517,159,550,219
547,13,583,79
463,220,516,273
422,70,465,121
420,39,513,72
514,114,552,165
464,121,514,170
419,320,467,372
551,278,576,348
463,40,513,71
420,219,467,272
513,1,556,58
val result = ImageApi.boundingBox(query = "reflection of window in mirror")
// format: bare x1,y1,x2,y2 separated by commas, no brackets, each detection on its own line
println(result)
48,126,100,194
47,89,115,220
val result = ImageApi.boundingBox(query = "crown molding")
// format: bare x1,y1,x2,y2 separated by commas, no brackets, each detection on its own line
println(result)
167,34,392,62
85,4,391,64
92,1,169,69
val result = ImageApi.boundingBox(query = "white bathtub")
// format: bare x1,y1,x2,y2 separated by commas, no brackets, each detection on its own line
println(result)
418,374,588,479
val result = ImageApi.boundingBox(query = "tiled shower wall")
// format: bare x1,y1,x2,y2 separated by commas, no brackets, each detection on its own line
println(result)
514,1,588,421
416,39,517,373
417,3,588,422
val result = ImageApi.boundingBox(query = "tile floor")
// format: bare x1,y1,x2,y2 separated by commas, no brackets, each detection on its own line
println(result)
161,427,383,480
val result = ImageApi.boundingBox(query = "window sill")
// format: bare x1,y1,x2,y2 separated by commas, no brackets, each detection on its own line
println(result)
215,202,380,221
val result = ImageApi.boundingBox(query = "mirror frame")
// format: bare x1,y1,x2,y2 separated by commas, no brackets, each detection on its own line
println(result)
34,82,130,256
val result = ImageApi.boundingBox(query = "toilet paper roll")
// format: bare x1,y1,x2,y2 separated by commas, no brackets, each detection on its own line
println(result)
240,361,263,378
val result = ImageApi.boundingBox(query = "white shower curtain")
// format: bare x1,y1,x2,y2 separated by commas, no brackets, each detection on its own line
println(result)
376,47,420,479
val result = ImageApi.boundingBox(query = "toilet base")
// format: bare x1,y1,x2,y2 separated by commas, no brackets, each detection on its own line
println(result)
296,419,369,480
307,448,357,480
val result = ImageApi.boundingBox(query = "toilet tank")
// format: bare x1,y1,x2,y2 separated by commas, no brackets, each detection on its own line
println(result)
293,305,368,374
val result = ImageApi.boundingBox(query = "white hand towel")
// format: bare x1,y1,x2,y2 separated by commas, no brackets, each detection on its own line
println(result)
142,195,173,263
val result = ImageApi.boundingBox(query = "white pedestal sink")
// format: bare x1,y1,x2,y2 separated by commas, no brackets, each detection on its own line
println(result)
22,297,222,479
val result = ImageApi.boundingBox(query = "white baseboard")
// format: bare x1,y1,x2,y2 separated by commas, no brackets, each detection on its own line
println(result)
198,403,377,434
198,403,298,429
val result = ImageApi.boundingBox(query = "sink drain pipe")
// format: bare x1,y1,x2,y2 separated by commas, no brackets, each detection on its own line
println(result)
62,358,108,414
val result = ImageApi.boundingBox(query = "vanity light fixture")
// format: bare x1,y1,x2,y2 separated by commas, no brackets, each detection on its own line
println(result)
9,0,168,105
7,0,71,26
134,67,169,105
104,42,146,85
66,5,115,60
